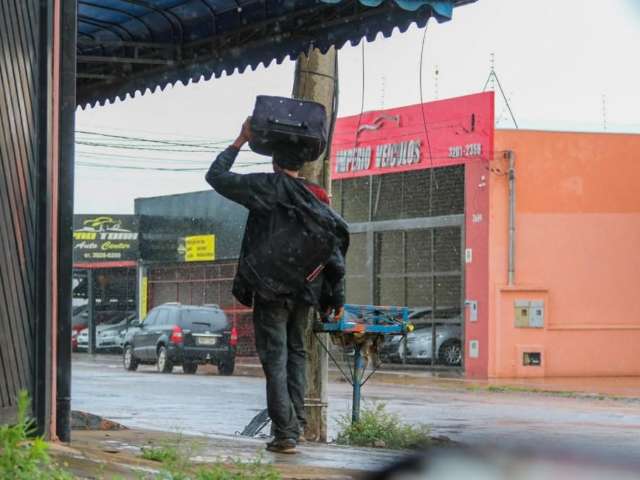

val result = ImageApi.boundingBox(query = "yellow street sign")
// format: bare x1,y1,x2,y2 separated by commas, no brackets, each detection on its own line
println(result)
184,234,215,262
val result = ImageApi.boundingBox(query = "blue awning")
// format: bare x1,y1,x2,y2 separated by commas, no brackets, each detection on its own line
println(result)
77,0,476,108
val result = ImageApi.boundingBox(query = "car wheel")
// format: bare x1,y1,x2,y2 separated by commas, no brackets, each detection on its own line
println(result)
123,345,139,371
157,346,174,373
182,362,198,374
217,358,235,376
439,340,462,366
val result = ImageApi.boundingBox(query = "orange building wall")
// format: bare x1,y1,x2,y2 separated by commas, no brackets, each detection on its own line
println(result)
489,130,640,378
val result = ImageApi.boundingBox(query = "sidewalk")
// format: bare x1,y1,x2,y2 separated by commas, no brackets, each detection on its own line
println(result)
51,427,402,479
233,357,640,399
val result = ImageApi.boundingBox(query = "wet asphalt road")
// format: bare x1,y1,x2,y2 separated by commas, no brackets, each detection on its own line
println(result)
72,354,640,465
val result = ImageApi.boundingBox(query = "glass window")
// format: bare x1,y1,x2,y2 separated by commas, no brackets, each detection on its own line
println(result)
155,309,170,326
143,309,158,326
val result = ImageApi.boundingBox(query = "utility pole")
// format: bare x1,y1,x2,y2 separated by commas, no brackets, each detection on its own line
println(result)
292,46,338,442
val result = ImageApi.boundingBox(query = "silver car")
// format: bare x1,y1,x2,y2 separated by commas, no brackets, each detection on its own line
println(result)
404,323,462,366
77,313,137,352
380,308,463,366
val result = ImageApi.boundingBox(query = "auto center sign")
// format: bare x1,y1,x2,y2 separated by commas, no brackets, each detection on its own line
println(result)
73,214,139,262
331,92,494,179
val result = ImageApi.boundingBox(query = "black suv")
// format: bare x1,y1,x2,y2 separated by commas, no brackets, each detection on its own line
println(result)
122,303,237,375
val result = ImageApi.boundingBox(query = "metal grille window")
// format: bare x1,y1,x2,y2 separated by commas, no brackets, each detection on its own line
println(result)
339,177,371,223
345,233,370,304
148,262,238,309
147,262,255,355
374,228,462,313
332,165,464,222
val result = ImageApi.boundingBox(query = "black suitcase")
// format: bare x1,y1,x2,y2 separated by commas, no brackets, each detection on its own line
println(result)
249,96,327,162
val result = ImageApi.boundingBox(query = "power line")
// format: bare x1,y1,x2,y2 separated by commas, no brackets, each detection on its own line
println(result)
354,41,366,146
77,158,272,172
76,130,234,148
418,25,435,168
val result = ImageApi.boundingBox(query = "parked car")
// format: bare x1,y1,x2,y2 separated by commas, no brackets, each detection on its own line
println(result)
122,303,237,375
71,329,79,352
404,323,462,366
77,312,137,353
72,305,89,352
379,308,463,366
378,334,407,363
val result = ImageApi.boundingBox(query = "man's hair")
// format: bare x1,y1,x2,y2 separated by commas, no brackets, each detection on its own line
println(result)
272,143,305,171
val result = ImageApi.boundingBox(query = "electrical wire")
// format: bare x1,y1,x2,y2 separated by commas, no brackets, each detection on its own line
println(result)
77,158,272,172
418,25,435,170
354,41,366,146
76,130,235,148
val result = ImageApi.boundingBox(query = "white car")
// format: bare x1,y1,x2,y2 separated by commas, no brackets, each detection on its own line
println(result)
77,313,137,352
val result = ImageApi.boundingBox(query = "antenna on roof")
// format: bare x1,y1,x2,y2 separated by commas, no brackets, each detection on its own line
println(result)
489,53,495,91
601,94,608,132
434,65,439,100
482,53,518,129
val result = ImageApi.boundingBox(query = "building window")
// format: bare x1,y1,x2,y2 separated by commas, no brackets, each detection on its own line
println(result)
345,233,369,304
332,165,464,223
372,228,462,314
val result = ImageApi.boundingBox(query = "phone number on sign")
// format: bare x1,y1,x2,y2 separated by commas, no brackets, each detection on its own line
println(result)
448,143,482,158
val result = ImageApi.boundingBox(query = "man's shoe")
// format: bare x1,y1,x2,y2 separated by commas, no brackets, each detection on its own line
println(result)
266,438,297,454
297,434,307,444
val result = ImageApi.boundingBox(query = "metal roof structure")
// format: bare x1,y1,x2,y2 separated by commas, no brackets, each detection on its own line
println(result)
77,0,477,108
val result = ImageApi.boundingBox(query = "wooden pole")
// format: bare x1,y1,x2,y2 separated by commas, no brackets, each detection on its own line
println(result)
292,46,338,442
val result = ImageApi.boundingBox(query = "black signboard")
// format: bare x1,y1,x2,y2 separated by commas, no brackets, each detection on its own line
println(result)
73,215,139,263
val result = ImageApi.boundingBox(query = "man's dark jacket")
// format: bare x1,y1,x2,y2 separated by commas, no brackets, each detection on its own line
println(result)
205,146,348,309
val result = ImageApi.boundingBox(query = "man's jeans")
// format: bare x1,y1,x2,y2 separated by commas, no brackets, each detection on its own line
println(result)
253,297,310,441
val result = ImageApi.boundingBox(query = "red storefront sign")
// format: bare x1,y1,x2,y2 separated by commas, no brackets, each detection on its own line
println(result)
331,92,494,179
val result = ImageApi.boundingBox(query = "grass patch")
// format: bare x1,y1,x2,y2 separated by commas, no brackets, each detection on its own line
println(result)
336,403,431,450
140,435,280,480
0,391,73,480
141,442,183,464
186,457,281,480
470,384,613,401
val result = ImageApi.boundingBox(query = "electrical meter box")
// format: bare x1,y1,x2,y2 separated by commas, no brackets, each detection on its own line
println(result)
514,300,545,328
469,340,480,358
514,300,530,328
529,301,545,328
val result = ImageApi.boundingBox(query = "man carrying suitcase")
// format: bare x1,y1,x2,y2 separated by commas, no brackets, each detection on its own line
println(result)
205,113,348,454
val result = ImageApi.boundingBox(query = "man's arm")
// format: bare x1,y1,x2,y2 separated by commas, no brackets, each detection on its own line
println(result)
205,119,275,211
320,249,346,321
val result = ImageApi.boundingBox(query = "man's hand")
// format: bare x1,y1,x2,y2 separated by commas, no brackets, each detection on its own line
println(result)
232,117,252,149
323,305,344,322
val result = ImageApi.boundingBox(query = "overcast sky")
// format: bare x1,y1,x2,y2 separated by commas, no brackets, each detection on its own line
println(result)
75,0,640,214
